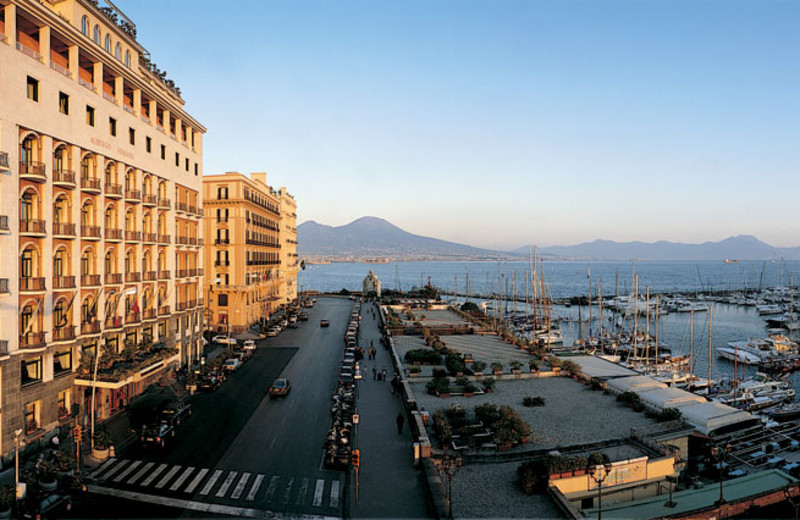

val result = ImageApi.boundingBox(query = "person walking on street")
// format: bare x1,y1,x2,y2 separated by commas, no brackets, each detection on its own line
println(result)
396,412,405,434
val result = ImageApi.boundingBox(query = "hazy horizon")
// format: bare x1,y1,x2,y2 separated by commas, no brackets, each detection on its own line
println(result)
119,0,800,249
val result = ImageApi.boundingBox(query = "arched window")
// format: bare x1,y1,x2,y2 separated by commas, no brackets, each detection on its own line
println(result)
115,43,121,60
93,25,100,44
104,34,111,53
81,16,89,36
124,50,130,68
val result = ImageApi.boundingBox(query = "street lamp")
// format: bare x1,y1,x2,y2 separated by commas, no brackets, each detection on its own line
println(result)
710,443,731,506
588,463,614,520
441,451,461,519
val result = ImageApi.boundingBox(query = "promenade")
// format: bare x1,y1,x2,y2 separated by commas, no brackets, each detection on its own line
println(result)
349,300,431,518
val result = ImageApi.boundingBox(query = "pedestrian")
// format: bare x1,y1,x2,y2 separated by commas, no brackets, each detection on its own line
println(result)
381,367,387,381
373,366,377,380
396,412,405,434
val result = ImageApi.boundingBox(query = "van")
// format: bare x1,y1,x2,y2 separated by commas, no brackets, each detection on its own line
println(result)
223,358,241,372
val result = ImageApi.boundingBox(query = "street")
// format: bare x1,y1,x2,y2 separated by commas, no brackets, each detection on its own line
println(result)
74,297,357,518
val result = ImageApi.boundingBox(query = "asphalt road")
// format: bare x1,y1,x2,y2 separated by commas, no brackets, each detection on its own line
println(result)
70,297,357,518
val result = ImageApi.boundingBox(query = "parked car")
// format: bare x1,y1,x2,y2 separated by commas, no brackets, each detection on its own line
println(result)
141,421,174,448
160,401,192,427
242,339,257,350
198,373,222,391
320,319,330,327
212,335,237,346
268,378,292,398
223,358,241,372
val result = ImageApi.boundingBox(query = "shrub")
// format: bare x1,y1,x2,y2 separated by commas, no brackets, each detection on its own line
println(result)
523,396,546,407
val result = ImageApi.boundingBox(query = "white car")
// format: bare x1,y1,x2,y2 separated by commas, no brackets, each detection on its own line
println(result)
243,339,256,350
212,335,237,346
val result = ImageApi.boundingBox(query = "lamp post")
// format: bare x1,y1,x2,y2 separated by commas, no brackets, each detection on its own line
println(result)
441,451,461,519
710,443,731,507
588,463,613,520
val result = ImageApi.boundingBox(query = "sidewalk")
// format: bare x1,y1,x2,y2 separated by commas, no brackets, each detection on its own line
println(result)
349,301,431,518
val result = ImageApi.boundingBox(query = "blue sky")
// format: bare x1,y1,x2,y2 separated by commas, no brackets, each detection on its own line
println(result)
118,0,799,250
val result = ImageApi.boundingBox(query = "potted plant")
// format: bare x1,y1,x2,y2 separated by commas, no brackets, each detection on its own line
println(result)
491,362,503,377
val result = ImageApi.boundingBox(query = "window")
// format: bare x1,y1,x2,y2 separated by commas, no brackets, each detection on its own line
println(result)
81,16,89,36
54,351,72,375
21,358,43,386
175,152,179,167
129,127,135,145
160,145,165,160
93,25,100,44
125,50,131,68
26,76,39,102
59,92,69,115
104,34,111,53
146,136,152,153
86,105,95,126
109,117,117,136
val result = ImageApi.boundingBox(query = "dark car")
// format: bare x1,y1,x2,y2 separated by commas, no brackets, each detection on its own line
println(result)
160,401,192,426
140,421,174,448
268,378,292,398
320,319,330,327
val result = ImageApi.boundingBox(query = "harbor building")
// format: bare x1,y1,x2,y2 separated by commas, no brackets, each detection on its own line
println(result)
203,172,298,334
0,0,205,457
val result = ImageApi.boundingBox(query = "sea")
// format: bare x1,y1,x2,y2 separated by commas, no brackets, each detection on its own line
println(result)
301,259,800,388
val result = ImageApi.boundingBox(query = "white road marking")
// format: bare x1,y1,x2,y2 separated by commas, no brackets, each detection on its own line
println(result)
140,463,167,487
169,466,195,491
216,470,238,498
99,459,129,480
312,479,325,507
245,474,264,502
265,475,280,502
113,460,141,482
90,458,119,479
127,461,155,485
184,468,209,494
200,469,223,496
295,478,309,505
155,465,182,489
231,472,250,500
330,480,340,508
281,477,294,504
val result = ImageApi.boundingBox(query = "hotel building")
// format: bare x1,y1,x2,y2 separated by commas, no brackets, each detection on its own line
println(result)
0,0,205,456
203,172,298,334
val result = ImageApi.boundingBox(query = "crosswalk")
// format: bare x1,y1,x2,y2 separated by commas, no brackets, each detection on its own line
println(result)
89,458,342,510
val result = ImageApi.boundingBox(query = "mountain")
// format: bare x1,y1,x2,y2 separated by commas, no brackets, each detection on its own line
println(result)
514,235,800,261
297,217,513,260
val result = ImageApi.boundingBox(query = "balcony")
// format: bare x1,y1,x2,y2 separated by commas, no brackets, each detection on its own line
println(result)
81,274,101,287
52,326,76,343
124,230,141,242
124,189,141,203
158,234,171,245
81,320,101,336
81,225,102,240
20,277,46,292
143,271,158,282
157,270,170,280
104,316,123,330
142,194,157,207
158,305,170,316
20,332,46,350
20,161,46,182
53,169,77,189
143,309,158,321
142,232,157,243
20,219,47,236
125,312,140,325
53,275,76,290
105,273,122,285
105,183,122,198
0,216,8,232
81,176,102,193
176,202,187,214
52,222,76,239
157,198,170,209
124,272,141,283
105,228,123,242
